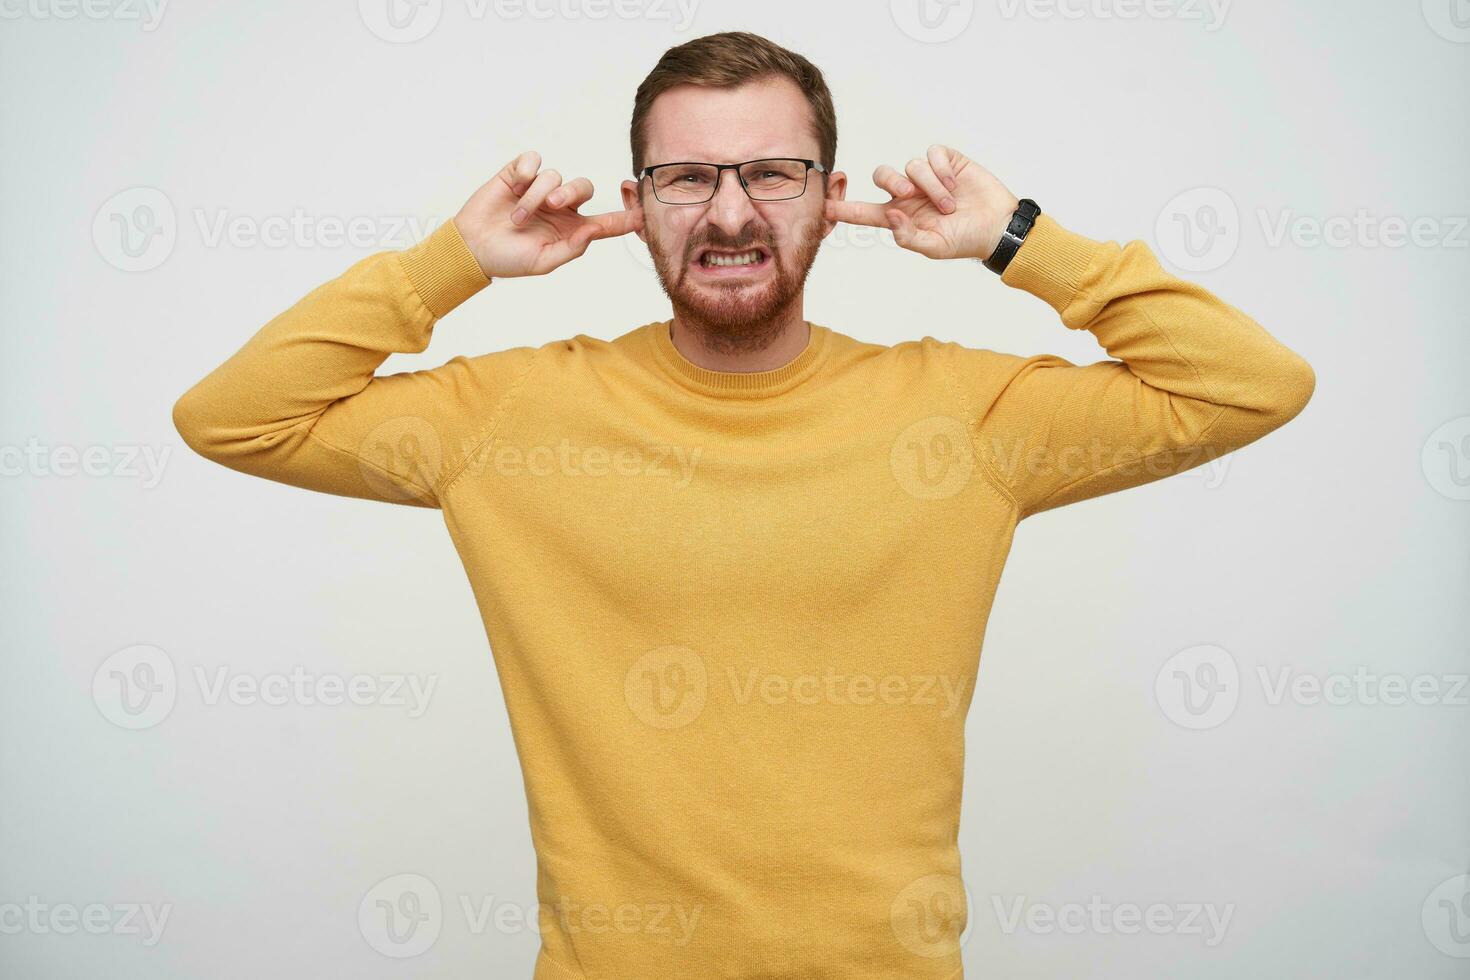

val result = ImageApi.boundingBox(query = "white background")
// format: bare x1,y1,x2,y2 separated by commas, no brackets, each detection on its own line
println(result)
2,1,1467,977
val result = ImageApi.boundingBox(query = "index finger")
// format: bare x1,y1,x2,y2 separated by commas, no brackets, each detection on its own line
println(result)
581,207,643,240
825,198,892,228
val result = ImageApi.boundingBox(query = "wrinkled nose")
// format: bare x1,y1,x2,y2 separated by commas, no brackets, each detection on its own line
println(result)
704,168,761,240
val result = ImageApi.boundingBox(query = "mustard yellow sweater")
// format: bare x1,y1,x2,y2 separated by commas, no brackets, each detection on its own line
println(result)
173,214,1314,979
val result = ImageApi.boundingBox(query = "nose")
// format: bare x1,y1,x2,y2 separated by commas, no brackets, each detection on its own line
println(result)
703,168,761,240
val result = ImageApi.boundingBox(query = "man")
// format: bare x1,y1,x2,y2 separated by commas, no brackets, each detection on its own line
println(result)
173,30,1314,980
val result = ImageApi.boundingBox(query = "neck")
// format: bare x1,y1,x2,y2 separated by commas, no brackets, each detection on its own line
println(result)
669,302,810,373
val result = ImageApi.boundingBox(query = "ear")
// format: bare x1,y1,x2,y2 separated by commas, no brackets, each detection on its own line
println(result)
621,179,647,243
821,170,848,240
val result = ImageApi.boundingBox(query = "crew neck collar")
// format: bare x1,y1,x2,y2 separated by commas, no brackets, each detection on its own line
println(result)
645,318,829,399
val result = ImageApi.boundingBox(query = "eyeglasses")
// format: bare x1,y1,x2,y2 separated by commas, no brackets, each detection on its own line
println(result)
636,158,828,205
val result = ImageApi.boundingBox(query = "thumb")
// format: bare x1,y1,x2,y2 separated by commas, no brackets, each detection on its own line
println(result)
886,209,916,249
569,220,600,254
539,220,600,272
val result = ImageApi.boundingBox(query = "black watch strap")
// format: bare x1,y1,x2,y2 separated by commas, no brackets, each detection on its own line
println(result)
983,198,1041,275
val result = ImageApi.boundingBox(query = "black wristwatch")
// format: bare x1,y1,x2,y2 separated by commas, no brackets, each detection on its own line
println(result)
983,198,1040,275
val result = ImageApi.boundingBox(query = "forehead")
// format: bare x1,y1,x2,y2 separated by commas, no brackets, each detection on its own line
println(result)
643,75,819,164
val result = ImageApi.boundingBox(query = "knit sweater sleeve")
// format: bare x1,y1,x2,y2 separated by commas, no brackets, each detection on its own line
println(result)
945,213,1316,519
171,219,537,508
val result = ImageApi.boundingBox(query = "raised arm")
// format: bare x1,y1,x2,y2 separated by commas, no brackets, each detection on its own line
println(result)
172,221,520,507
828,143,1315,520
172,150,642,507
947,213,1315,519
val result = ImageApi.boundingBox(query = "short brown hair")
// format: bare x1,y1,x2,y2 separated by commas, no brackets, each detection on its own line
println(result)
630,31,837,177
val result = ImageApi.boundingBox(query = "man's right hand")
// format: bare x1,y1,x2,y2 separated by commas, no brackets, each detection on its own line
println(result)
453,149,642,279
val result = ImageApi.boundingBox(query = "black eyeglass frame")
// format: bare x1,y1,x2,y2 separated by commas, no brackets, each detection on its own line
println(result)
635,158,830,204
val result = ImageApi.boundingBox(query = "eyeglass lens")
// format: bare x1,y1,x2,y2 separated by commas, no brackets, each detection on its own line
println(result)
651,160,810,203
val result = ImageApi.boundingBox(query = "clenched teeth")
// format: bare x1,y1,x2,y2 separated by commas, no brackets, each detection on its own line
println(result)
700,250,763,267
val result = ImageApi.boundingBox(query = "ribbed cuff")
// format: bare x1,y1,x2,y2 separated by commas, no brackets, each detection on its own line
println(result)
1000,213,1100,321
398,219,491,319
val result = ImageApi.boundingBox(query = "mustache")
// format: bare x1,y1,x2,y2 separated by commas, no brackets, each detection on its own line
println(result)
687,227,774,257
682,218,827,258
691,241,770,254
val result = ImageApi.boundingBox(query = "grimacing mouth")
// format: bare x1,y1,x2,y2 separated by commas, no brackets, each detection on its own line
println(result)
692,244,773,266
